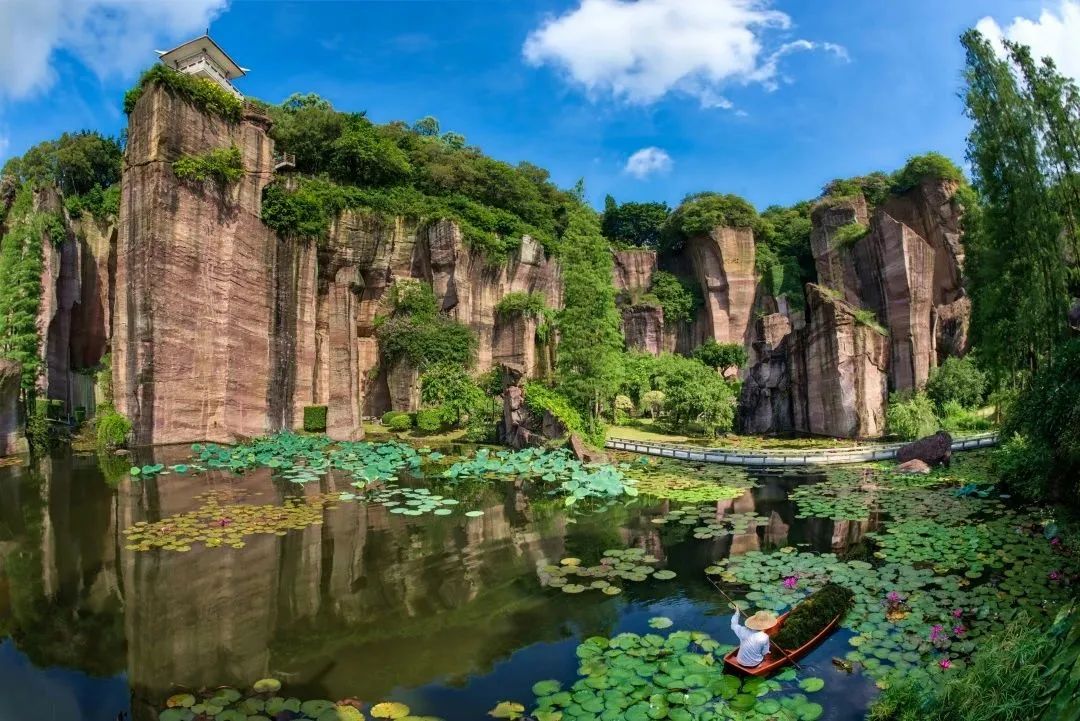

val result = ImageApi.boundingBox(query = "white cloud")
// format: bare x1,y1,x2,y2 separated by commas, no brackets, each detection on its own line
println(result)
624,147,672,179
0,0,229,101
522,0,846,108
976,1,1080,81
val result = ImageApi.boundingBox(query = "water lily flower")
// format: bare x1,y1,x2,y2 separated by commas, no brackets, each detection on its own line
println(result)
939,658,952,670
1049,570,1062,581
952,608,964,619
783,576,799,590
953,625,965,636
886,591,902,603
930,624,945,642
1050,537,1061,546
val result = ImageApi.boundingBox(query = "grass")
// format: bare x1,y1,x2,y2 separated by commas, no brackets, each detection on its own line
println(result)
362,421,467,445
608,419,872,449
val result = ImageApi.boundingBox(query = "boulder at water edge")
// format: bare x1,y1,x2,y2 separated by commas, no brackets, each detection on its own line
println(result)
896,430,952,467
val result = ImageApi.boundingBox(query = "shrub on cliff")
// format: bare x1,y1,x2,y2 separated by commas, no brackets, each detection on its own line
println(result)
821,172,892,206
124,65,243,122
523,381,605,446
890,151,965,194
648,271,700,325
601,196,670,248
660,192,759,253
173,146,245,189
886,392,939,440
495,291,547,318
831,221,870,248
95,406,132,450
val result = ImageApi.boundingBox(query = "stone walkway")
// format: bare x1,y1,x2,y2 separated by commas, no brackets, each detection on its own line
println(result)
604,432,999,467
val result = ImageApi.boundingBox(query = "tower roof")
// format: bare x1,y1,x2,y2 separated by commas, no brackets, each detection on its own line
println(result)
156,35,248,79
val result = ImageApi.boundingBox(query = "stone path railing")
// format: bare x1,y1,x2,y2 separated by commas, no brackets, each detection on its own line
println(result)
605,432,999,467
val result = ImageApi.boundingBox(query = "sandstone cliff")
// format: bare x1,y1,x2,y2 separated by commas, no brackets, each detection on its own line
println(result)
110,83,562,444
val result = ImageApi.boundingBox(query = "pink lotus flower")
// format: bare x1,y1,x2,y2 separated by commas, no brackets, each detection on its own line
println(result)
783,576,799,590
939,658,952,670
1049,570,1062,581
953,625,965,636
887,591,903,603
952,608,964,619
1050,537,1061,546
930,624,945,642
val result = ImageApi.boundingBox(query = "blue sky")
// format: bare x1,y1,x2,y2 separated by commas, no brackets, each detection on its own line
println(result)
0,0,1075,210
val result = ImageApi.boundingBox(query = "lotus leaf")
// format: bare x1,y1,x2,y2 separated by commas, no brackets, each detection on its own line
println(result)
371,702,411,719
798,677,824,693
252,679,281,694
487,701,525,719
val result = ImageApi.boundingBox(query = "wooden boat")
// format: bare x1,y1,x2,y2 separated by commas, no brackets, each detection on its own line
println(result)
723,611,843,677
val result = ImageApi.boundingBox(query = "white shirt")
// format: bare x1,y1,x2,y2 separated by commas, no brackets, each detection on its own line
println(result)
731,613,771,667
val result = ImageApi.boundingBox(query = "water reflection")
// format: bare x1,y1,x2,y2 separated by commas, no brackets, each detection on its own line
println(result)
0,449,882,721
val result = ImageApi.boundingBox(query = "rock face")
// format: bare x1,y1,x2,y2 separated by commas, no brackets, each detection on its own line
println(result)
621,305,666,356
113,86,282,445
611,250,671,355
790,284,889,438
612,249,656,296
111,84,563,444
0,359,27,455
685,227,757,348
738,314,794,434
896,430,952,467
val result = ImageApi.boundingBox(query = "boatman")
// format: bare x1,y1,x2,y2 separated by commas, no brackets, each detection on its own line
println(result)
729,603,778,667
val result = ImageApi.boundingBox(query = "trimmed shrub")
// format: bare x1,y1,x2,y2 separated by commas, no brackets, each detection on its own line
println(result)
387,414,412,432
831,221,870,248
886,392,939,440
415,408,443,433
381,410,407,426
771,583,854,651
303,405,328,432
95,406,131,450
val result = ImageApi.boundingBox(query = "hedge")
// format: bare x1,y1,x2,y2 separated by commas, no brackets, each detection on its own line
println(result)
387,414,412,432
382,410,408,426
415,408,443,433
303,405,328,432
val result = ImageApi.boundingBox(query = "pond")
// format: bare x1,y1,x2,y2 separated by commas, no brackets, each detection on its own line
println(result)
0,440,1072,721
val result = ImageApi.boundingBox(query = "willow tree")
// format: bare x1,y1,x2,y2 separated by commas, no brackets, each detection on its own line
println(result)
556,207,624,429
960,30,1076,378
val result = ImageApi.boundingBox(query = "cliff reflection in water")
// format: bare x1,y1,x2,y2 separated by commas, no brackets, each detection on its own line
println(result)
0,450,879,721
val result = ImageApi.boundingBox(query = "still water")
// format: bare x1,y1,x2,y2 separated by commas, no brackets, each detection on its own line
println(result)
0,447,880,721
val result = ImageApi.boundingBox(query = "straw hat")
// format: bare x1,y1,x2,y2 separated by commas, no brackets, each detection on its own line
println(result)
744,610,779,631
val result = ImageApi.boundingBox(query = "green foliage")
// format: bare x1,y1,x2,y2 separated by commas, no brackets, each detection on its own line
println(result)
556,207,624,427
263,94,579,257
757,202,814,311
124,64,243,122
886,392,939,441
172,145,244,188
867,608,1075,721
891,152,966,194
994,433,1056,502
998,338,1080,502
961,31,1076,376
414,408,443,433
523,381,604,446
0,185,62,389
2,131,122,197
377,314,475,370
495,291,547,318
302,405,327,432
691,340,748,370
830,221,870,248
25,400,53,453
925,356,987,410
771,583,854,651
387,414,412,432
641,389,665,419
654,353,736,437
94,405,131,450
389,280,439,318
64,184,120,221
647,271,700,325
381,410,408,426
420,362,486,427
938,401,993,433
821,171,893,206
661,192,759,253
601,196,671,248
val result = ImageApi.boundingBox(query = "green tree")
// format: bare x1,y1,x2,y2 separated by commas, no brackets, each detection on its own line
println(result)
647,271,700,325
330,116,412,186
601,196,671,248
961,30,1073,377
924,356,987,410
556,207,624,428
653,353,736,436
692,340,748,371
412,115,440,137
420,362,486,426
